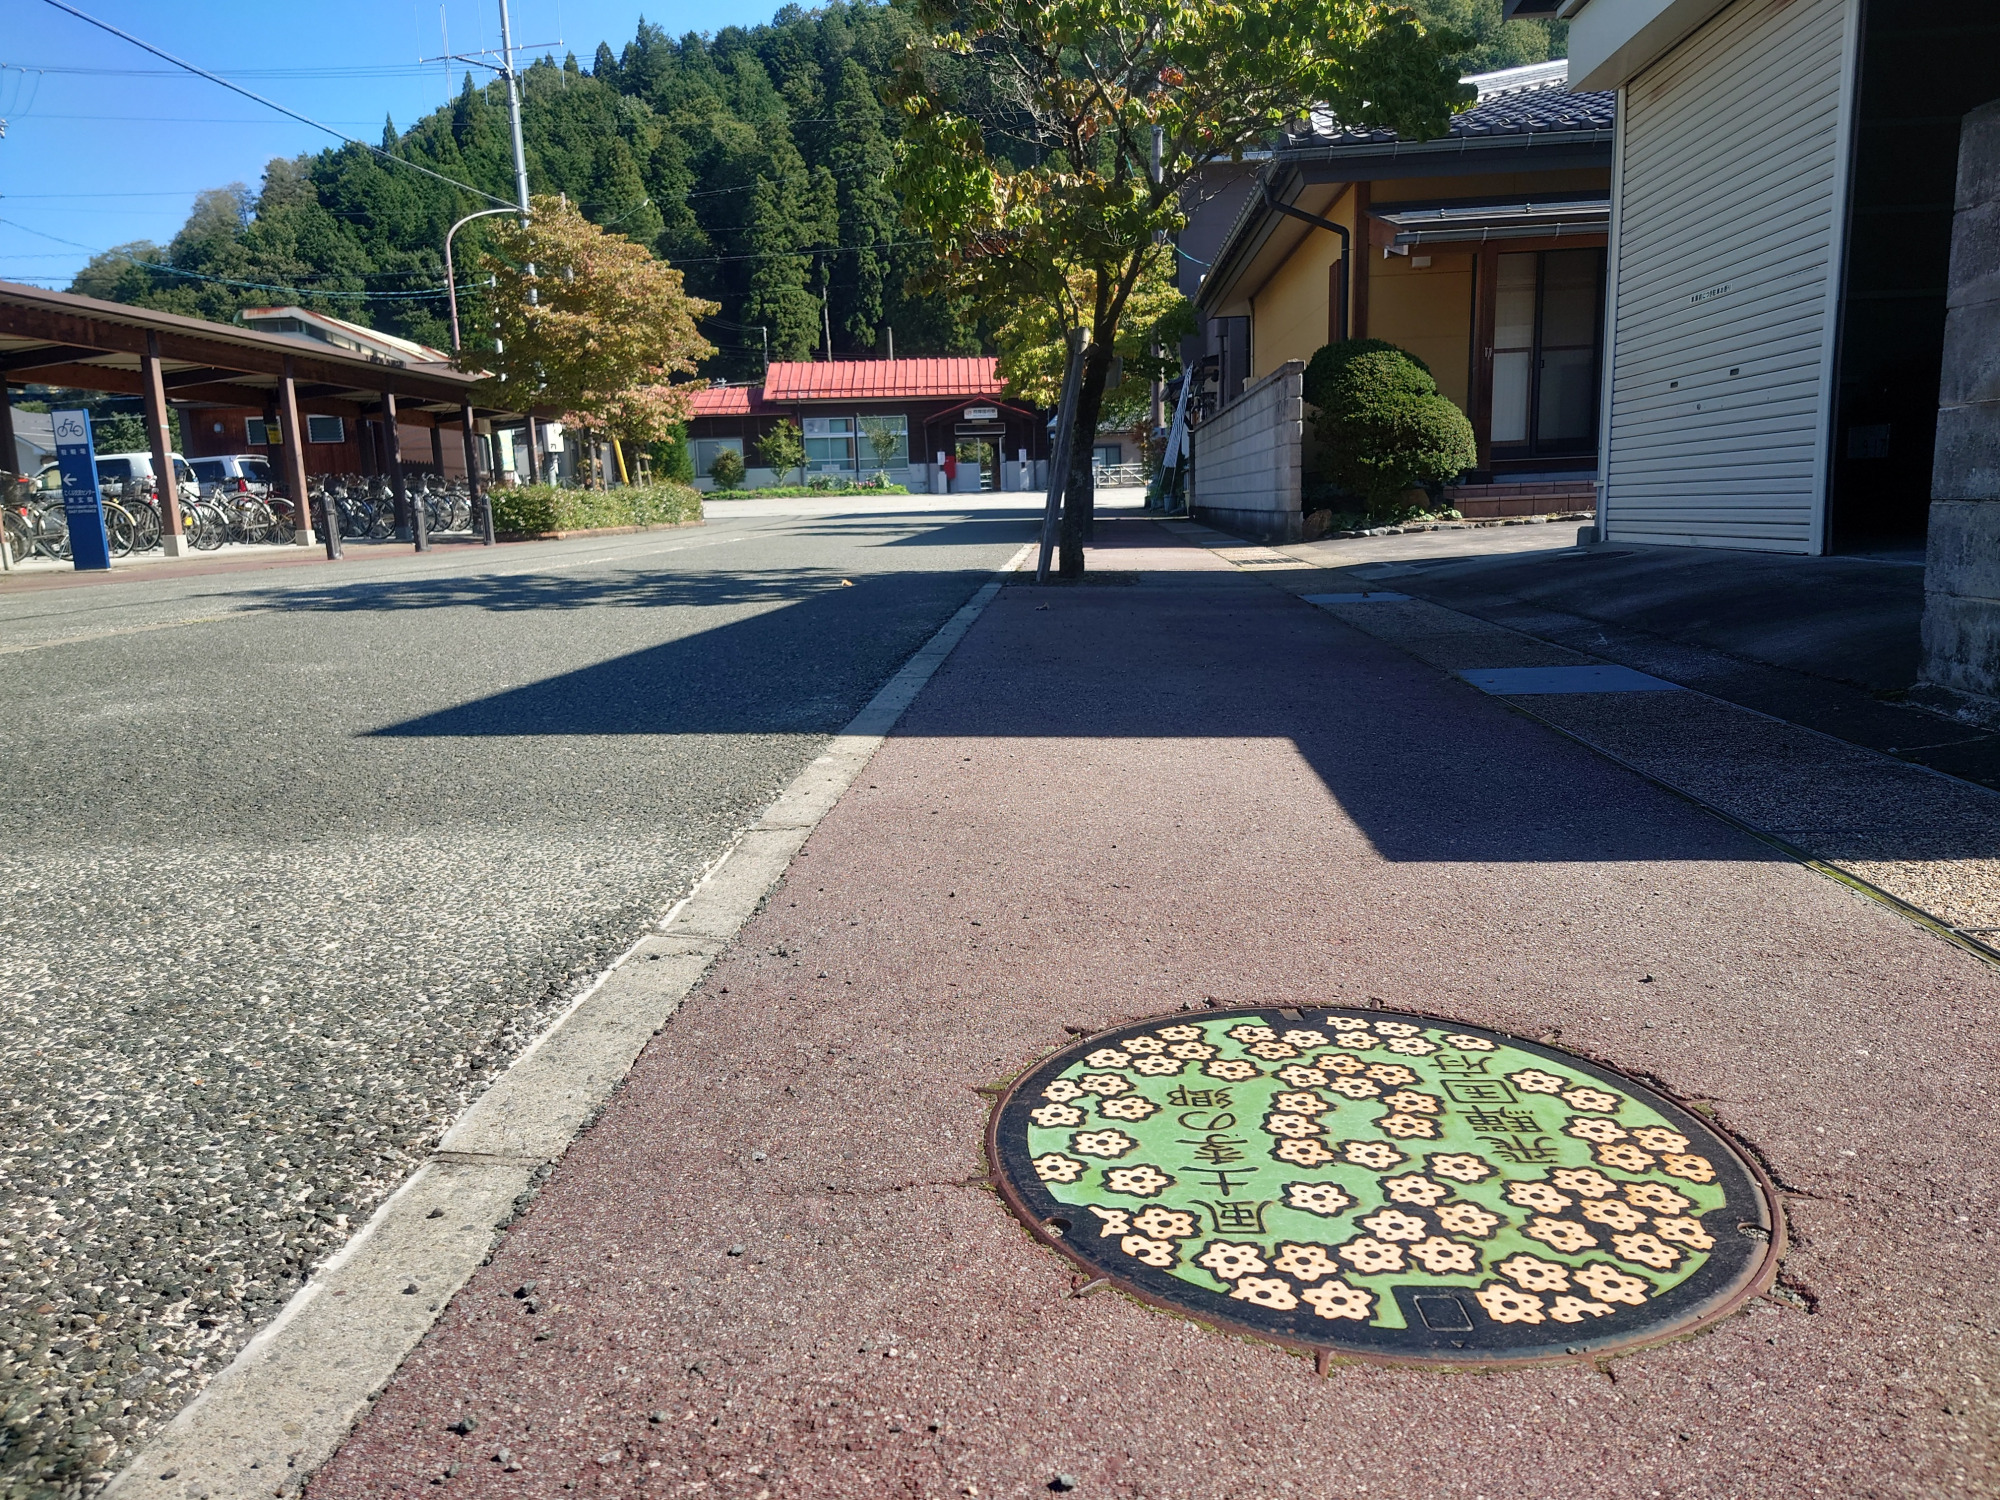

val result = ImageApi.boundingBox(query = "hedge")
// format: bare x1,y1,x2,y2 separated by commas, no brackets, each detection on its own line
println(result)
489,482,703,537
706,481,911,498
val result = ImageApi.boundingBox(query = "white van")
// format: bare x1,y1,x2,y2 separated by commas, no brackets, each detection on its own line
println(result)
36,451,197,495
189,454,275,497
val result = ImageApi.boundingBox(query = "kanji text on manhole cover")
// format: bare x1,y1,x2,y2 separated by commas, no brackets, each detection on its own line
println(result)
988,1008,1780,1364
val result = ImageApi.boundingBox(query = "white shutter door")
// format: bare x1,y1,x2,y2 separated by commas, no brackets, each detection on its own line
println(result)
1603,0,1853,553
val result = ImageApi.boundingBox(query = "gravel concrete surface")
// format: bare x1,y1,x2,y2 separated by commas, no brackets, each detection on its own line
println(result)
311,521,1997,1500
1236,537,2000,939
0,496,1037,1498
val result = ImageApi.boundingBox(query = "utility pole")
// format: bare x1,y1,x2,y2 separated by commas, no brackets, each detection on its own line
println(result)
496,0,541,484
497,0,531,220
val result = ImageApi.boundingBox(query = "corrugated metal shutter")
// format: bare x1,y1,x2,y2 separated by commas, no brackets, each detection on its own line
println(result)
1603,0,1853,553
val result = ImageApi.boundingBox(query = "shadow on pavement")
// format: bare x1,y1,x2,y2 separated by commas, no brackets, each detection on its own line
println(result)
365,528,1780,866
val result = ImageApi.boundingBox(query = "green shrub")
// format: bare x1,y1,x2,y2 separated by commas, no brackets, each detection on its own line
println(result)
755,421,805,484
653,423,696,484
489,482,703,537
1309,344,1475,514
1302,338,1427,414
708,447,746,489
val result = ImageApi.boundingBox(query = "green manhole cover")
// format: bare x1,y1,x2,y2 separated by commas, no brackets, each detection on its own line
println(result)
989,1008,1780,1365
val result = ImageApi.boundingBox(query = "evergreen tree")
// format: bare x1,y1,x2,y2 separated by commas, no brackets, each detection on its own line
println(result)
827,61,894,352
64,5,1004,369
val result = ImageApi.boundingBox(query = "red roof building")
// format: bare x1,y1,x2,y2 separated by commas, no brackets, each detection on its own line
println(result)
686,358,1044,493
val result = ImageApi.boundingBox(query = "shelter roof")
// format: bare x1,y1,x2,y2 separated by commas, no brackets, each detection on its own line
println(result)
237,306,455,366
0,279,507,420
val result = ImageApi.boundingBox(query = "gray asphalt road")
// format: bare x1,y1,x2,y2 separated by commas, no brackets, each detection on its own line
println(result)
0,496,1037,1497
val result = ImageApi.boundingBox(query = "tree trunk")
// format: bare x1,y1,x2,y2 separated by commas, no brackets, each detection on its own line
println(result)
1058,348,1113,577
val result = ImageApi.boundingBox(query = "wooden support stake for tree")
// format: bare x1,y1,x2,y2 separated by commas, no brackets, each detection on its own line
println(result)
1036,331,1089,584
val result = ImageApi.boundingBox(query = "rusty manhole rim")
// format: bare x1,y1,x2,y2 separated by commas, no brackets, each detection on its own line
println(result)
986,1006,1786,1370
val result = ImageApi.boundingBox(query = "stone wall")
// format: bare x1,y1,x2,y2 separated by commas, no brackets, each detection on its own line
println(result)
1191,361,1304,543
1921,99,2000,707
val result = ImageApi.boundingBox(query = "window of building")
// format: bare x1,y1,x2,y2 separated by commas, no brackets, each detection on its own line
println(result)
802,416,856,473
691,436,743,479
1093,444,1122,468
305,415,345,444
856,415,909,471
244,418,271,446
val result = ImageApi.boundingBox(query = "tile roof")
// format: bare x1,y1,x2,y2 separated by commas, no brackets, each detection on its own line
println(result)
761,357,1002,402
1295,59,1615,147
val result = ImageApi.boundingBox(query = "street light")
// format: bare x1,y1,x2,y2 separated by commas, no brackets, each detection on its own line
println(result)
443,206,517,353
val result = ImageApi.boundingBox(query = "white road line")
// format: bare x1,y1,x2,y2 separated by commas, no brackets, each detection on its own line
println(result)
105,540,1034,1500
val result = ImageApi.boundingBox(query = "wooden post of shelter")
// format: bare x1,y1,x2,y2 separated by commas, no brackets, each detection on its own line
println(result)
382,397,405,534
141,332,185,556
275,356,324,554
524,415,543,487
462,402,493,546
0,382,17,478
429,423,444,476
382,390,426,552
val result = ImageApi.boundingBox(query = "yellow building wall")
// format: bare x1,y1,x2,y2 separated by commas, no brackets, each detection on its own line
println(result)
1248,189,1361,382
1368,253,1476,413
1244,167,1612,413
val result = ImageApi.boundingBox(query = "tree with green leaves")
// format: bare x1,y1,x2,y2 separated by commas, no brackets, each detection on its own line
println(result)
861,416,905,474
895,0,1471,574
827,60,898,351
756,420,807,484
480,195,717,474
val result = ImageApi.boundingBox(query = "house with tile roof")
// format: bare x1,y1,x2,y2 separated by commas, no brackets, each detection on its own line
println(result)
1190,60,1617,527
686,357,1047,492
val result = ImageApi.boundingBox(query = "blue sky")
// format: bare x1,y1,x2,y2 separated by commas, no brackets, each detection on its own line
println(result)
0,0,777,288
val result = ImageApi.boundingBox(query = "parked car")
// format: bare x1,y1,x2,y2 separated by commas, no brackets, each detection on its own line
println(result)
189,454,275,498
34,451,197,495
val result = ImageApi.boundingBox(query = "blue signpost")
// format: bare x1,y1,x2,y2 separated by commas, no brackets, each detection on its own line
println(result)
53,409,111,571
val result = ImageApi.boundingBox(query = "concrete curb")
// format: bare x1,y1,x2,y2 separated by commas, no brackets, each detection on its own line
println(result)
105,541,1035,1500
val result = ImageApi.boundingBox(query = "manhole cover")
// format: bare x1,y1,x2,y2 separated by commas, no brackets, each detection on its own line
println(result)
988,1008,1780,1365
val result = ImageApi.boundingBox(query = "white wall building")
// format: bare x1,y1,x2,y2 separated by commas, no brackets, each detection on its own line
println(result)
1539,0,2000,554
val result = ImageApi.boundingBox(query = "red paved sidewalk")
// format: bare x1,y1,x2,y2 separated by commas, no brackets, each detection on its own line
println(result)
312,522,1998,1499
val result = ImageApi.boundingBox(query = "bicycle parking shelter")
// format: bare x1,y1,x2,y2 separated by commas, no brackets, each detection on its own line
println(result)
0,279,527,561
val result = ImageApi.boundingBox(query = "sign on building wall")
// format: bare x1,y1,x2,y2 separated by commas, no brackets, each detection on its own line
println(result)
52,409,110,571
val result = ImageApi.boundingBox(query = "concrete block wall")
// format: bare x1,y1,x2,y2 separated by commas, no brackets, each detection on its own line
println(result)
1191,360,1305,543
1922,99,2000,705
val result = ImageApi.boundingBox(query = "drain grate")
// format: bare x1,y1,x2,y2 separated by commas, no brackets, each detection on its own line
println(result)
989,1008,1780,1366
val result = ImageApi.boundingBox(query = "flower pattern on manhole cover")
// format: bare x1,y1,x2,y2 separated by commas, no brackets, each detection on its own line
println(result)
988,1008,1780,1364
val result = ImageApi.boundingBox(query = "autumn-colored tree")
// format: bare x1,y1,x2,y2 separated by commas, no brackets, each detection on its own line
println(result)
480,195,717,476
895,0,1471,573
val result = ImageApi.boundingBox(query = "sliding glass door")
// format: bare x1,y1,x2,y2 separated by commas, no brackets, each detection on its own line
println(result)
1488,247,1605,459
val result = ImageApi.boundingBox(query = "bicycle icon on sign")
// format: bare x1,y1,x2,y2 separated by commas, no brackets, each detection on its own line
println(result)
55,415,87,441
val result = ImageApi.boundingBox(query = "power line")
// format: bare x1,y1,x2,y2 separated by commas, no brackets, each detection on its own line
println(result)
38,0,513,210
7,61,448,78
0,218,474,301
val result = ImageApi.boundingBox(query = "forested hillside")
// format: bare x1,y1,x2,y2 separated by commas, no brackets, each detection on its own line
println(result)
65,0,1565,381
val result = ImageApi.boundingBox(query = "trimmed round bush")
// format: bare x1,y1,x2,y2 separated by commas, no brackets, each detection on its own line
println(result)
1302,338,1429,414
1310,344,1475,513
708,446,746,489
